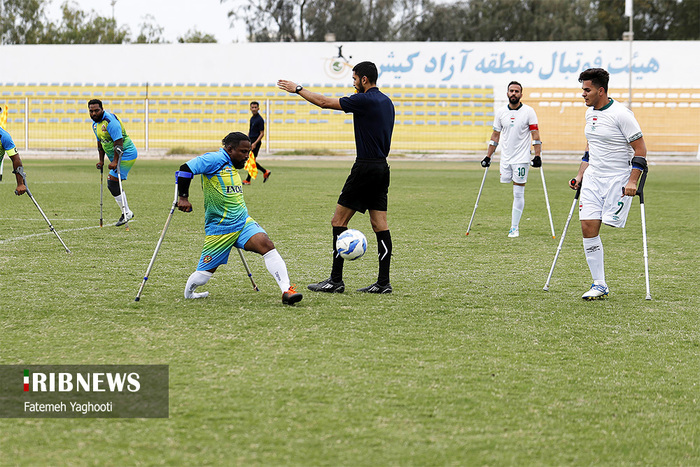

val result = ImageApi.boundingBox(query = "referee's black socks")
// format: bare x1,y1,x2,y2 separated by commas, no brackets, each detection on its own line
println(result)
331,226,348,282
376,230,392,286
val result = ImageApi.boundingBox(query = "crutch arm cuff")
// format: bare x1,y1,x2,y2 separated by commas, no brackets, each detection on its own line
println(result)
177,164,194,198
582,151,589,162
631,156,648,172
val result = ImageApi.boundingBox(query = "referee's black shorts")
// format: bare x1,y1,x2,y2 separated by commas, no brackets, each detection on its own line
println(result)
337,159,390,213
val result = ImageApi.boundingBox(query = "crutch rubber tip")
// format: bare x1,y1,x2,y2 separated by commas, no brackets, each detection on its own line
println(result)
465,232,470,236
645,295,652,301
134,297,140,302
543,286,549,291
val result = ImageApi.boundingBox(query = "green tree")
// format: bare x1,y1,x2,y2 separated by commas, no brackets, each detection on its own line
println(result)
136,14,167,43
303,0,366,41
0,0,53,44
51,1,130,44
177,28,218,43
229,0,305,41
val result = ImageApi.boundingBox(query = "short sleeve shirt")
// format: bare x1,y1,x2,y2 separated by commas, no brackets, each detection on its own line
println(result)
186,148,249,236
0,127,18,159
492,103,538,165
339,87,395,160
92,111,137,160
585,99,643,177
249,114,264,142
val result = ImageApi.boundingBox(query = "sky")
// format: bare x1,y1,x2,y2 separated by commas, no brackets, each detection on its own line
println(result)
45,0,248,43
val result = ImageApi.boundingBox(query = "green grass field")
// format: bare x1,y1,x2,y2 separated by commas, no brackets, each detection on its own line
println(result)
1,158,698,466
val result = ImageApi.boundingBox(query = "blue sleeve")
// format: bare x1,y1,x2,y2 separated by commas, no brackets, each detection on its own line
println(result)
339,93,368,115
186,151,227,176
106,117,123,142
1,130,16,151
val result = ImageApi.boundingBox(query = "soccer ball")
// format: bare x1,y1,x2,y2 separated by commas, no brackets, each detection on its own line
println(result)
336,229,367,260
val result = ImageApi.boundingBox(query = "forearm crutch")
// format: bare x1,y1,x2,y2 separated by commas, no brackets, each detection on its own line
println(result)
540,166,556,238
115,161,129,231
135,176,180,302
465,166,489,236
15,166,71,254
543,184,580,291
99,165,104,227
637,170,651,300
237,248,259,291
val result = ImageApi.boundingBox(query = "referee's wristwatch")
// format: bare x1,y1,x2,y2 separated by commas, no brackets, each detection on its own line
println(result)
295,85,303,94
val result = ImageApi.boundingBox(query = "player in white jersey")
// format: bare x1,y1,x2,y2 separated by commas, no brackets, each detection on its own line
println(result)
481,81,542,237
570,68,647,300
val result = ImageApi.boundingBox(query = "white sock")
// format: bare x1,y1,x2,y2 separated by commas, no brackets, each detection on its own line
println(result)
263,249,291,292
583,236,606,286
511,185,525,229
184,270,213,299
114,191,131,213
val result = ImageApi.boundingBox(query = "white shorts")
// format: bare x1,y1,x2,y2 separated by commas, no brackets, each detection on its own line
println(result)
579,171,634,228
500,163,529,184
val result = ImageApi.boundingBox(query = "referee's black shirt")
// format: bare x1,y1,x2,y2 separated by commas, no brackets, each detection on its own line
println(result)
339,87,395,161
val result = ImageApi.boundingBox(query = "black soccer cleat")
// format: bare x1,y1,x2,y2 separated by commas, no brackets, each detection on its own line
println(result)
115,211,134,226
307,277,345,293
282,285,303,305
357,282,393,294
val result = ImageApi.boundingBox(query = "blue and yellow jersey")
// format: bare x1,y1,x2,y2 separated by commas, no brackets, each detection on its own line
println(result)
91,110,137,161
0,127,18,159
186,148,249,236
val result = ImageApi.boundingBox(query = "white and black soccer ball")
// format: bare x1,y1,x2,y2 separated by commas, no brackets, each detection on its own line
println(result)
336,229,367,260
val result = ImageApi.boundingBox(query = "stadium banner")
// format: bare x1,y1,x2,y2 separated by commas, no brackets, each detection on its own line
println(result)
0,41,696,89
0,365,169,418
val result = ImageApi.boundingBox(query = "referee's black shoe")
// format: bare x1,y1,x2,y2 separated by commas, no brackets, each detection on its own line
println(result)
357,282,393,294
307,277,345,293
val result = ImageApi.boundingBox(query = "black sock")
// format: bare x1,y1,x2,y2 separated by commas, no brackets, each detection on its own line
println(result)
331,226,348,282
257,162,266,173
375,230,392,286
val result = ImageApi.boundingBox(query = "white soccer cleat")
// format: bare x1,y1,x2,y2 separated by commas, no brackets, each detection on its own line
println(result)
508,227,519,238
188,291,209,299
582,283,609,300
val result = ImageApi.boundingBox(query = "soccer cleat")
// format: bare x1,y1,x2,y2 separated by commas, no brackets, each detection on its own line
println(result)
189,291,209,299
263,170,272,183
582,283,609,300
242,180,251,185
282,285,303,305
508,227,519,238
357,282,393,294
115,210,134,226
307,277,345,293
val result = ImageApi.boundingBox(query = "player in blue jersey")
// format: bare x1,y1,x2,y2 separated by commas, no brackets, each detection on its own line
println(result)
278,61,396,294
88,99,138,226
176,132,303,306
0,126,27,196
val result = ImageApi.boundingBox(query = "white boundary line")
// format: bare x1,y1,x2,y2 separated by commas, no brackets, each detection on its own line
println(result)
0,224,101,244
0,218,93,222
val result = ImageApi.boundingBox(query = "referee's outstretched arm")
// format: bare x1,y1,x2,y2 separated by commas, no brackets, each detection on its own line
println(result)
277,80,342,110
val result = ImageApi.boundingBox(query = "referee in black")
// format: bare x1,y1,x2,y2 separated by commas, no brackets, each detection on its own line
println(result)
278,61,395,293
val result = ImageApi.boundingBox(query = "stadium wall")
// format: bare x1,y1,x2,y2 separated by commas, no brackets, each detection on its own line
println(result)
0,42,698,155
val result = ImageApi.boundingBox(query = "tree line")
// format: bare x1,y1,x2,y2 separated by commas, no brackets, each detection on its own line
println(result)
1,0,697,44
229,0,699,42
0,0,216,44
